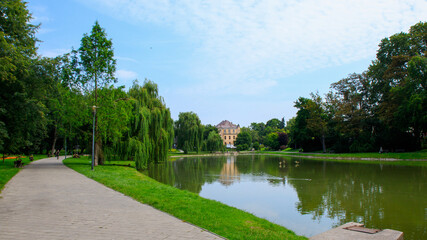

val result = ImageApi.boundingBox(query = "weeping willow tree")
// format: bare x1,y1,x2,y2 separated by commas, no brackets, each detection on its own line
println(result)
175,112,204,154
105,80,174,170
206,131,224,152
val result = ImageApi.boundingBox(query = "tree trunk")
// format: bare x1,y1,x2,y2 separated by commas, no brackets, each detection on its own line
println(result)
95,138,103,165
51,123,58,156
94,72,104,165
321,134,326,153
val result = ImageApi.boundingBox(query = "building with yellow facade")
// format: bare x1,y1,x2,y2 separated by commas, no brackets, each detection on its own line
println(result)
216,120,240,148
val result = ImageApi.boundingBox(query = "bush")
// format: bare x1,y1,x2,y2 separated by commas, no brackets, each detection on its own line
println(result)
236,144,249,151
279,145,288,150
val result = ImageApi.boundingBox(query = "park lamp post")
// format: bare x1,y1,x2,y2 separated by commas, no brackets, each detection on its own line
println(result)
91,105,96,171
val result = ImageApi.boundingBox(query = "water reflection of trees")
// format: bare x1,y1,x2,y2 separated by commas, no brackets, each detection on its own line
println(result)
148,155,426,240
286,160,427,240
148,157,226,193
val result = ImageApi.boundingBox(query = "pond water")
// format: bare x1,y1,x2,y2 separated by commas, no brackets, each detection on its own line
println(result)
147,154,427,239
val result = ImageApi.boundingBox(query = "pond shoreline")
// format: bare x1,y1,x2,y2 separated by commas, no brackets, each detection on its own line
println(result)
170,152,427,162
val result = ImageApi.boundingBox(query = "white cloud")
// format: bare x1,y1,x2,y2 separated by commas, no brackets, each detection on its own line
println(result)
116,69,138,81
39,48,70,58
80,0,427,95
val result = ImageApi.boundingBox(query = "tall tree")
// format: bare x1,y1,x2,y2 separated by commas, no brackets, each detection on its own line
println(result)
0,0,47,154
279,117,285,129
291,97,316,151
76,21,117,165
175,112,203,154
104,80,174,170
367,22,426,149
305,93,329,153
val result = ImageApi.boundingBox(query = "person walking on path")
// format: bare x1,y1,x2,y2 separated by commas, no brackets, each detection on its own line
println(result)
0,157,221,240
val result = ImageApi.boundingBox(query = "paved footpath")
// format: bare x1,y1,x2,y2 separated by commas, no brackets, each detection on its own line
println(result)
0,157,222,240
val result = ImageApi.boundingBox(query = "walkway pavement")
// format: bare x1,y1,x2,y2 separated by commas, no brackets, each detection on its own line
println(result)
0,157,222,240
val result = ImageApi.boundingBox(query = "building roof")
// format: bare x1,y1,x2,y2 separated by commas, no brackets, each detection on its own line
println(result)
216,120,239,129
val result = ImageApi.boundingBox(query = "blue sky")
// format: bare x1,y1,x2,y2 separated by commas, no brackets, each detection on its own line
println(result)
28,0,427,127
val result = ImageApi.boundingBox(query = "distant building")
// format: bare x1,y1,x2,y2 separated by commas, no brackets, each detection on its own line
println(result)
216,120,240,148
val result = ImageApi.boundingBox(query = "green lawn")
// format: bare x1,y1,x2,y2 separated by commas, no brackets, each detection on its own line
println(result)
0,154,46,192
64,157,307,240
255,150,427,166
260,150,427,159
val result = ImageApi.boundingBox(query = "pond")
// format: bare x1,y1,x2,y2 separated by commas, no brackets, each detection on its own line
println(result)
147,154,427,239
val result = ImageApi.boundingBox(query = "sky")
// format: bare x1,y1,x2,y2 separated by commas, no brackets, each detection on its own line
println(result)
27,0,427,127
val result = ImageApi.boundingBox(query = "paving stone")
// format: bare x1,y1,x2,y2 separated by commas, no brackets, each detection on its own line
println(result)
0,157,223,240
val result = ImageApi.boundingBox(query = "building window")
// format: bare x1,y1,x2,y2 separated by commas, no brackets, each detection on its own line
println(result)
233,129,235,133
224,136,226,140
233,136,235,139
229,136,231,139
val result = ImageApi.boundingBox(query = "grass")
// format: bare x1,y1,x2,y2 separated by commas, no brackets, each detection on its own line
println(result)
261,149,427,159
0,154,46,192
255,150,427,167
64,157,307,240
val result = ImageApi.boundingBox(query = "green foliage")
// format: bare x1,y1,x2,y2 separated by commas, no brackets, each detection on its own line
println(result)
104,80,174,170
288,22,426,152
175,112,203,153
265,132,280,150
266,118,281,129
253,141,260,150
277,132,289,147
206,130,223,152
72,21,117,165
235,131,252,150
289,97,316,151
0,0,49,154
77,21,117,91
279,117,285,129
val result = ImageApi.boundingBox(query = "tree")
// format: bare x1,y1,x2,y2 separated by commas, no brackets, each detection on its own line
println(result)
105,80,174,170
0,0,48,154
367,22,426,150
265,132,280,150
206,131,223,152
277,132,289,147
175,112,203,154
279,117,285,129
305,93,329,153
290,97,316,151
202,124,218,140
266,118,281,129
327,73,375,152
235,131,252,151
75,21,117,165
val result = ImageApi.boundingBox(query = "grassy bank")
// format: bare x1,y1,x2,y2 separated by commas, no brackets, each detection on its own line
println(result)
259,150,427,160
252,150,427,166
64,157,307,240
0,155,45,192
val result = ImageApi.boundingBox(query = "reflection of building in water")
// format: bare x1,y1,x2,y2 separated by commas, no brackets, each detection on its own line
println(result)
219,156,240,186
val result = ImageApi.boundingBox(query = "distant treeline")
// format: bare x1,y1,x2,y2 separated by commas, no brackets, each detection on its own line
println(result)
287,22,426,152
